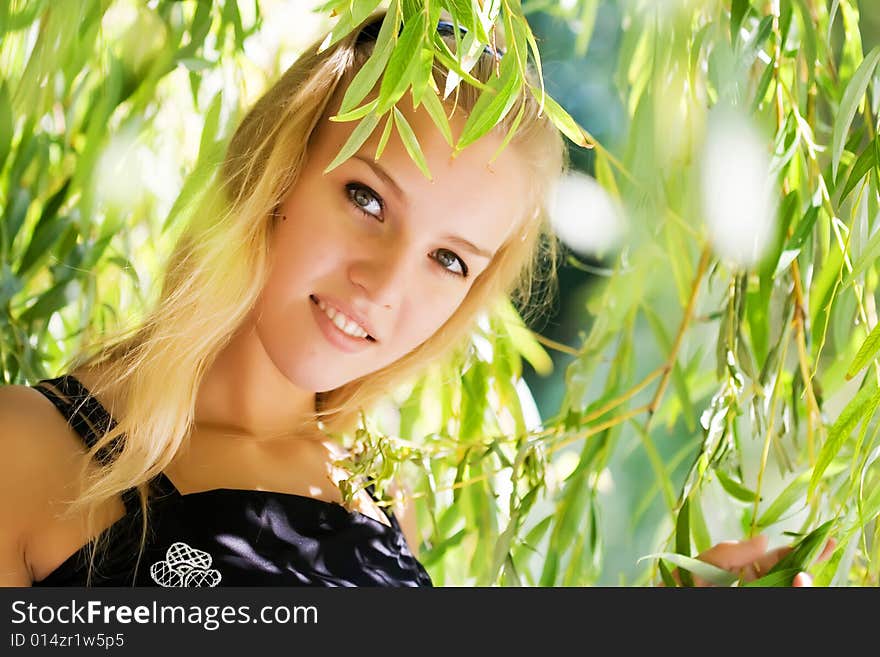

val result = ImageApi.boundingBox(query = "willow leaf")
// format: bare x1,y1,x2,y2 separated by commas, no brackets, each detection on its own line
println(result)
323,111,381,174
832,45,880,179
331,98,380,123
376,15,424,114
846,320,880,380
373,112,394,160
317,0,383,53
0,82,12,173
811,380,880,494
840,140,877,203
689,495,712,554
640,553,737,587
743,569,802,587
338,0,399,115
843,222,880,287
392,106,431,179
675,498,694,587
418,528,466,567
767,521,835,575
527,82,593,148
456,53,520,151
715,469,758,503
730,0,749,44
419,86,453,147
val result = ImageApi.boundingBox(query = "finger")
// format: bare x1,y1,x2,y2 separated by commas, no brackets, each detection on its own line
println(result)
817,538,836,563
697,534,769,571
745,545,793,581
793,572,813,587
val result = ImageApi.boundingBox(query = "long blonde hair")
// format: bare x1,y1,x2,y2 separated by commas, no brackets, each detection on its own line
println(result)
58,8,567,583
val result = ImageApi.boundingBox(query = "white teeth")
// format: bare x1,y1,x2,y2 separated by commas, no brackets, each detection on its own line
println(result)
315,297,369,339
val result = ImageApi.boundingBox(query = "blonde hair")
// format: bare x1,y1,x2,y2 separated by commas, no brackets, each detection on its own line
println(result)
57,9,567,584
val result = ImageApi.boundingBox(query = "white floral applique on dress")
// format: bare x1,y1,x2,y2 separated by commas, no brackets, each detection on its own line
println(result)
149,541,222,587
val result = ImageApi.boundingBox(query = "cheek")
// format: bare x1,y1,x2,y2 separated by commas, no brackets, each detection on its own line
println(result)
393,287,471,354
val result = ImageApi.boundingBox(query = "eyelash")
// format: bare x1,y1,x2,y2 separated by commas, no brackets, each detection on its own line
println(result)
345,182,469,279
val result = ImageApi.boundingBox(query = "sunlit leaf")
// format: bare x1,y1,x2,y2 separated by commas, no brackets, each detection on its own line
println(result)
392,106,431,180
323,111,381,174
640,553,737,587
832,45,880,179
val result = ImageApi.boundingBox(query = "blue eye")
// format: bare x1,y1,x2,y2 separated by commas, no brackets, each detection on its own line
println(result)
346,183,384,221
432,249,468,278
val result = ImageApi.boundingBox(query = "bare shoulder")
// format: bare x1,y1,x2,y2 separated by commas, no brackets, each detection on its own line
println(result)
0,383,115,585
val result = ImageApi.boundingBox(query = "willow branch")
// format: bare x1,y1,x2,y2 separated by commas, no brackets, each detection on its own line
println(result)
643,245,712,431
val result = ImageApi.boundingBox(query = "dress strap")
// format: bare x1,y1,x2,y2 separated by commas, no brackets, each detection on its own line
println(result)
32,375,142,516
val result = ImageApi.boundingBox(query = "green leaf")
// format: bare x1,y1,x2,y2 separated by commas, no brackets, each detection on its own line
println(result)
4,187,32,253
784,205,820,252
19,277,75,324
674,498,694,586
640,553,737,587
392,106,431,180
0,264,23,307
750,57,776,113
317,0,383,54
839,139,877,203
373,112,394,160
843,219,880,287
419,86,453,147
496,299,553,376
847,321,880,380
518,515,553,558
574,0,600,57
198,92,223,159
766,520,834,575
757,473,808,528
410,47,436,108
750,15,773,52
330,98,380,123
730,0,750,45
376,15,424,114
16,180,71,278
323,111,381,174
418,528,466,567
810,380,880,494
658,560,678,587
0,81,12,174
489,100,526,165
715,469,758,503
689,495,712,555
743,568,802,587
832,45,880,179
456,53,521,151
527,82,592,149
338,0,399,116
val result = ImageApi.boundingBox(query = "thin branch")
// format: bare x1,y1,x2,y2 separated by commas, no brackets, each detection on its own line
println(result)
529,330,580,356
644,245,712,430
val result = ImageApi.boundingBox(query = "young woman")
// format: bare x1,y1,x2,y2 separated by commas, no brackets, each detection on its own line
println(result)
0,9,817,587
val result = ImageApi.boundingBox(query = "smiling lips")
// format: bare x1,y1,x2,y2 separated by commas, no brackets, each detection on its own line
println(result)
309,295,375,343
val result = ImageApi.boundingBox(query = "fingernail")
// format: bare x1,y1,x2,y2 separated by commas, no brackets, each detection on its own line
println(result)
793,573,813,587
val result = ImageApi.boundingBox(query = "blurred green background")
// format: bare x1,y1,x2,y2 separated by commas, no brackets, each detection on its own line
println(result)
3,0,880,586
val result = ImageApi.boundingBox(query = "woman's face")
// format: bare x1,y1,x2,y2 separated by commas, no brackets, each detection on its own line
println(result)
253,93,529,392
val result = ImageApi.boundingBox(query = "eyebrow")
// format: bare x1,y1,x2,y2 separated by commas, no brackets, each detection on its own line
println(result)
352,154,408,207
351,154,494,260
443,235,494,259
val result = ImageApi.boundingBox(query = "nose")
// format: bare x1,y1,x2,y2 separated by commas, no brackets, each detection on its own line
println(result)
348,239,410,310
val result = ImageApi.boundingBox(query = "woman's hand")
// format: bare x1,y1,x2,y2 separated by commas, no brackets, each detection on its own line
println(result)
663,534,835,586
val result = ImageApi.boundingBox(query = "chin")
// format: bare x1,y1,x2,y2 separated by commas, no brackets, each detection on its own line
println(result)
277,359,354,394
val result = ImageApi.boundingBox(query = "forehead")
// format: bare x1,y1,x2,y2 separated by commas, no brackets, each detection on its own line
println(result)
309,89,530,249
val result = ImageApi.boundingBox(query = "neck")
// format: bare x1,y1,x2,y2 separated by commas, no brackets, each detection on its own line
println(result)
192,318,324,442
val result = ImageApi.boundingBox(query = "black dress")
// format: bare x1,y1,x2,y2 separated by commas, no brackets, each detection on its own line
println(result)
29,375,433,587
